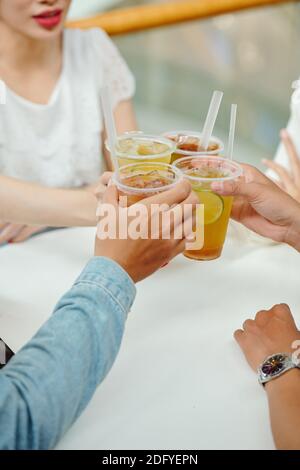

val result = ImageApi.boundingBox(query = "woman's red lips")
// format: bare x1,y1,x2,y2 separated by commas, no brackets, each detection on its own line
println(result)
33,9,63,29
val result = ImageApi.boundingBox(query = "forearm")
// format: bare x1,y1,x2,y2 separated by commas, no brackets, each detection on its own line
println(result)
266,369,300,449
0,257,136,449
0,175,97,226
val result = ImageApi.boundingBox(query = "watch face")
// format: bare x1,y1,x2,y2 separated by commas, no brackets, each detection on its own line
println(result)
261,354,287,377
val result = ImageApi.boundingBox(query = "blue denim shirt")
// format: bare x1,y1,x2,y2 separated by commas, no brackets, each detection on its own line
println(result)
0,257,136,450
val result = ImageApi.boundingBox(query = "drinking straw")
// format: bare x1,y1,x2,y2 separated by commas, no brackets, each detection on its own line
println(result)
227,104,237,160
100,86,118,170
201,90,223,151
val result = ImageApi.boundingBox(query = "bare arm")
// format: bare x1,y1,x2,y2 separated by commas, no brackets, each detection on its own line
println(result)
236,303,300,450
0,174,97,227
102,99,138,171
219,165,300,448
266,370,300,450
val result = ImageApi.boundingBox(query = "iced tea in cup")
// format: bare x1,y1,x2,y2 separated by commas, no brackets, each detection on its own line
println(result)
174,156,243,261
112,162,183,206
163,130,224,163
107,133,176,168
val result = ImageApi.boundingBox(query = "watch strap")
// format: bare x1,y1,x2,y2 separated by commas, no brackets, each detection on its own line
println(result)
258,353,299,386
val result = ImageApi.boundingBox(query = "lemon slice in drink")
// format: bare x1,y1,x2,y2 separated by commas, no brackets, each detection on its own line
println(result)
198,191,224,225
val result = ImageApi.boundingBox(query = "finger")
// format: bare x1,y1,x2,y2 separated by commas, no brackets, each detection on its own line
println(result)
94,185,106,200
173,189,198,225
11,226,43,243
96,185,120,221
255,310,271,327
171,238,189,258
166,210,195,243
204,162,267,186
100,171,113,186
239,163,272,184
143,180,192,209
281,129,300,183
101,184,119,207
161,204,186,238
94,173,113,199
0,224,24,244
234,329,245,346
166,190,198,232
242,319,261,335
271,303,295,323
211,172,268,200
242,319,256,331
262,159,293,188
268,177,285,190
182,211,197,240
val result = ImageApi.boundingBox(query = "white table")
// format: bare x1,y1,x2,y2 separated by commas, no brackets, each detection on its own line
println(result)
0,224,299,450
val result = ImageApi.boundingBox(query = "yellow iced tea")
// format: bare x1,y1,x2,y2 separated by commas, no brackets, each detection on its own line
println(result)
174,156,242,261
108,133,176,167
185,188,233,260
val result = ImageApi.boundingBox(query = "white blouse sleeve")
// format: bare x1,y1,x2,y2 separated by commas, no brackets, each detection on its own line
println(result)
90,28,136,109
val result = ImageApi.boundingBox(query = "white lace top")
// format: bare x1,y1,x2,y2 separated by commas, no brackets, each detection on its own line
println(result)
0,28,135,188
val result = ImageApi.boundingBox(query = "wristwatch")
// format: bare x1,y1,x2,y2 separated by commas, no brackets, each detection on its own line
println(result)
258,353,300,386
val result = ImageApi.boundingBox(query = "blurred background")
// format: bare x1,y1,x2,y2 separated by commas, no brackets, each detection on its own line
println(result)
68,0,300,167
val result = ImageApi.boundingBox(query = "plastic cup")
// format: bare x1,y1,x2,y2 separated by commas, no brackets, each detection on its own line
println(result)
174,156,242,261
107,132,176,168
112,161,182,206
163,130,224,163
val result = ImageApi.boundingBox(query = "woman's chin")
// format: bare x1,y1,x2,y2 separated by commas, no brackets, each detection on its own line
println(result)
25,24,64,40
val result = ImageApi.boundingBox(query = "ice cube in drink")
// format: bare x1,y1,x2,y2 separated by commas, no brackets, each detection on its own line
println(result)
112,133,176,167
163,131,224,163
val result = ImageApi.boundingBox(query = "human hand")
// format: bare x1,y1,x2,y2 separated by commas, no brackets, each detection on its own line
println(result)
0,222,46,244
95,180,197,283
237,304,300,451
263,130,300,203
211,164,300,251
82,172,112,198
94,172,113,202
235,304,300,372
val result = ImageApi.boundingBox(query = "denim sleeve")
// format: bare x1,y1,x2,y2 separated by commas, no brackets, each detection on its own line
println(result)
0,257,136,450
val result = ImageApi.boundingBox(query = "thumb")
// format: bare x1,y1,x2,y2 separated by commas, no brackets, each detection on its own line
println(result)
211,178,262,201
101,184,119,207
100,171,113,186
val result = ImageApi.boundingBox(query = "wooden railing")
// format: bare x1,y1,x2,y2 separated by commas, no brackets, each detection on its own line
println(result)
67,0,299,36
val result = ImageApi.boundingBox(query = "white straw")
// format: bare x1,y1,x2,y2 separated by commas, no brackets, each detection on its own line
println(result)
201,90,223,151
100,86,118,170
227,104,237,160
